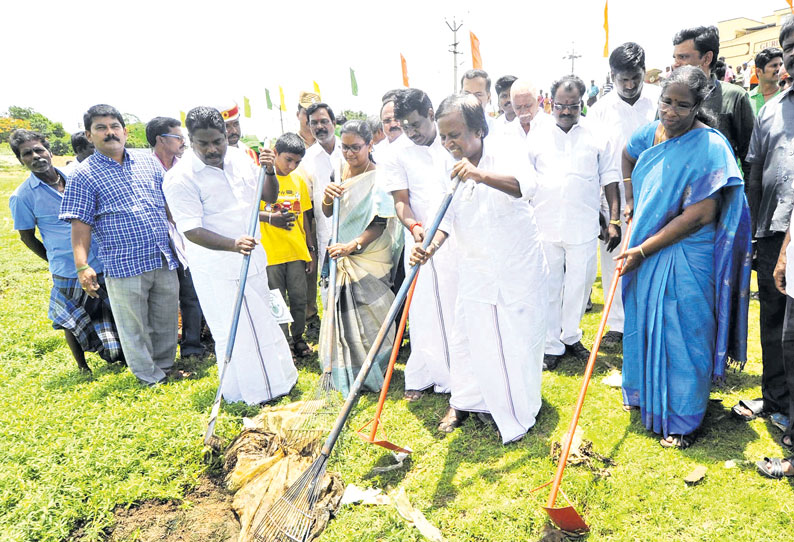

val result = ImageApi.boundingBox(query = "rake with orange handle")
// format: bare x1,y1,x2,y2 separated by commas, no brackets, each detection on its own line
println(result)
534,219,633,533
355,272,419,454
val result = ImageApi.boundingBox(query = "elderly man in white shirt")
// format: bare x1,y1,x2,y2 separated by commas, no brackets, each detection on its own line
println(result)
588,42,661,347
411,94,548,443
301,103,344,279
507,78,553,142
529,75,621,370
382,88,461,424
163,106,297,405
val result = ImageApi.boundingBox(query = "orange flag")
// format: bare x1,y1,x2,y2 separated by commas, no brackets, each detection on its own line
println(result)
603,1,609,57
789,0,794,13
400,53,409,87
470,31,482,69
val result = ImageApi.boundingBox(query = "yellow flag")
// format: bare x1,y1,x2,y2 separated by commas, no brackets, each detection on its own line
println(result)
243,96,252,118
179,110,186,125
279,86,287,112
603,1,609,58
313,81,321,99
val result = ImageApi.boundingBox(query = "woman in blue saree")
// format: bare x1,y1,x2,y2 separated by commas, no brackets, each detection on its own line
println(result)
616,66,752,448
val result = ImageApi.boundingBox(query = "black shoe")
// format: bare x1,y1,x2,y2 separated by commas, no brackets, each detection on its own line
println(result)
601,331,623,347
565,341,590,360
543,354,562,371
585,296,594,312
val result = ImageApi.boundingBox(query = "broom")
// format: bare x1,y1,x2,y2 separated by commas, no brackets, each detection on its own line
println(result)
203,162,270,450
252,175,464,541
283,163,344,454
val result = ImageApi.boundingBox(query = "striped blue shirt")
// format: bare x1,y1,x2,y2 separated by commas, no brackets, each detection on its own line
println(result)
59,150,177,278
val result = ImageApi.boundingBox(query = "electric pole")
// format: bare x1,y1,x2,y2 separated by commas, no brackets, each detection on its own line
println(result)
563,41,582,74
446,17,464,93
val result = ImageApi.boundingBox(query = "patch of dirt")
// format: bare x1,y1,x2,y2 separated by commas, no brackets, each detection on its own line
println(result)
102,477,240,542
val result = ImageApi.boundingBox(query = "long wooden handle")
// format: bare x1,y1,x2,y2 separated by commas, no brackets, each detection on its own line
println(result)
547,220,633,508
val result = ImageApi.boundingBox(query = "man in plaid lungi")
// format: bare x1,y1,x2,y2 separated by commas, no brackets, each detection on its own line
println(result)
9,129,122,372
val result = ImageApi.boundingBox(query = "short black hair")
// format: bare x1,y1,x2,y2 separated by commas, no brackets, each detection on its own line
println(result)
306,102,335,124
145,116,181,147
673,26,719,70
755,47,784,71
83,104,125,132
551,75,587,101
274,132,306,157
713,60,727,81
381,89,401,103
609,42,646,73
184,106,226,136
435,94,489,139
781,15,794,45
461,69,491,93
495,75,517,95
70,131,92,155
9,129,49,159
392,88,433,120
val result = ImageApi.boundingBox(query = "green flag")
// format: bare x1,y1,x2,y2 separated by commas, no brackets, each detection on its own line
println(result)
350,68,358,96
265,89,273,110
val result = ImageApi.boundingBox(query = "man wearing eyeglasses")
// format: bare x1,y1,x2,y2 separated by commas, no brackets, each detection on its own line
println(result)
588,42,661,349
301,102,342,291
528,75,621,370
146,116,206,360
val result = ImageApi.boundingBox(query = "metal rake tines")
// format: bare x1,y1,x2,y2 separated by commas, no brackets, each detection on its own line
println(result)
252,456,328,542
283,375,342,453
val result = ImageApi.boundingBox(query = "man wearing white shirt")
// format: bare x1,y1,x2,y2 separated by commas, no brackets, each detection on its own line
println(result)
301,103,343,279
529,75,621,369
383,88,460,426
588,42,661,347
495,75,517,125
147,115,206,359
462,69,494,131
411,94,548,443
163,106,297,405
508,79,552,142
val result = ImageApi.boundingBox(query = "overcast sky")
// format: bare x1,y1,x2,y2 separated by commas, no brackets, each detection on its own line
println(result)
0,0,787,138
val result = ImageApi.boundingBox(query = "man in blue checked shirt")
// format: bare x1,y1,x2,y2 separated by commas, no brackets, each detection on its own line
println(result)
9,129,123,372
59,104,180,386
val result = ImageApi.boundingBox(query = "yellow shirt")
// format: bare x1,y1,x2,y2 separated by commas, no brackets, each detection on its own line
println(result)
260,171,313,265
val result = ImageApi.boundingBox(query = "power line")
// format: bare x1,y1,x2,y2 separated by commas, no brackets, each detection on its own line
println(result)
563,41,582,74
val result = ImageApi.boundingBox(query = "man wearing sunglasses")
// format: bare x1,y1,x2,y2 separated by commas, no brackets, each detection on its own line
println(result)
528,75,621,370
146,116,206,361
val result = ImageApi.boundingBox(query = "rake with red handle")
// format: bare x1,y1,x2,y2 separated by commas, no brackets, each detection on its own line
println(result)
534,219,633,533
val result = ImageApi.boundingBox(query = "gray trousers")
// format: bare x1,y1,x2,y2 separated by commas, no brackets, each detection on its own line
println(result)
267,260,308,343
106,261,179,384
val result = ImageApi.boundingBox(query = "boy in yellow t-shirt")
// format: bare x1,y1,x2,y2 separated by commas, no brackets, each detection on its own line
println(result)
259,133,316,357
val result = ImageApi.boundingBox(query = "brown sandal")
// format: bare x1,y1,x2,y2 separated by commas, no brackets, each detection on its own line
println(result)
438,407,469,433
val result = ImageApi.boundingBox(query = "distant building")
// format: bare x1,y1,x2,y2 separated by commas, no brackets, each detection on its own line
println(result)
719,8,790,69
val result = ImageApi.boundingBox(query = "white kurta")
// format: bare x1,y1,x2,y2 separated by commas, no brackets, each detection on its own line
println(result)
587,85,661,333
529,120,621,355
382,133,458,393
163,147,297,404
302,138,344,275
440,135,548,443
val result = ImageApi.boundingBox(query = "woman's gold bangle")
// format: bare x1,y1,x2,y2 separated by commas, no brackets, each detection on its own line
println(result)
639,245,646,258
322,196,334,206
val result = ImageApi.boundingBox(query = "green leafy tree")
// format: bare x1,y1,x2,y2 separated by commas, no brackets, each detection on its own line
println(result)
4,106,70,155
125,122,148,148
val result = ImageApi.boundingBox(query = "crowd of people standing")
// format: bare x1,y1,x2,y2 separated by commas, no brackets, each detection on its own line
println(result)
9,21,794,478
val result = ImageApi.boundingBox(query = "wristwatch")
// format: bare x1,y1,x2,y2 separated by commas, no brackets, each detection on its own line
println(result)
354,239,362,252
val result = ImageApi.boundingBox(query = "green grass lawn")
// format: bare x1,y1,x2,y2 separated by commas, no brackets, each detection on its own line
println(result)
0,161,792,542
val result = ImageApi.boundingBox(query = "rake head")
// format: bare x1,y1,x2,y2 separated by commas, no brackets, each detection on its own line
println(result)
252,454,329,542
282,373,343,455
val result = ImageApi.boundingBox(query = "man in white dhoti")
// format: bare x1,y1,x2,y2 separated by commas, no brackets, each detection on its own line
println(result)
163,106,297,405
529,75,621,370
383,88,461,426
410,94,548,443
301,103,343,282
587,42,661,347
